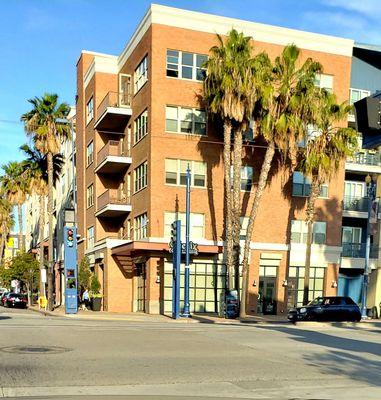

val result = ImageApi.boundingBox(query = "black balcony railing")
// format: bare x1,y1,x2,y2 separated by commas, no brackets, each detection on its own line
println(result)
343,196,369,212
342,242,378,258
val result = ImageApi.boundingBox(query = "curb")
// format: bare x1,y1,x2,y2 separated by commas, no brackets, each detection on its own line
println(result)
28,306,60,318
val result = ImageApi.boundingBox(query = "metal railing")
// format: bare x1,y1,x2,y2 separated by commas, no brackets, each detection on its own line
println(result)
342,243,378,258
97,140,130,163
97,189,130,210
97,89,132,119
347,151,381,166
343,196,369,212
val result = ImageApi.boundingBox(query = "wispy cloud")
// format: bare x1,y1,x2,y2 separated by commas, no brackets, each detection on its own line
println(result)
322,0,381,19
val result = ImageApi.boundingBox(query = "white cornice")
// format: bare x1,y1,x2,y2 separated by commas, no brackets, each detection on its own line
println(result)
116,4,353,71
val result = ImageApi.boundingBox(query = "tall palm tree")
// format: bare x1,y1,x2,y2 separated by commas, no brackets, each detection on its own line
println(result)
299,91,358,305
203,29,257,290
21,93,70,310
240,45,323,317
0,189,14,265
21,144,64,296
0,162,30,252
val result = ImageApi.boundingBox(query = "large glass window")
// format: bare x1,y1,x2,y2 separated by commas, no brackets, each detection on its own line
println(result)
230,166,254,191
165,159,206,187
134,213,148,240
134,110,148,143
134,162,147,193
287,266,325,307
166,50,207,81
349,88,370,115
166,106,206,135
315,74,333,92
134,56,148,93
164,212,205,240
291,220,327,244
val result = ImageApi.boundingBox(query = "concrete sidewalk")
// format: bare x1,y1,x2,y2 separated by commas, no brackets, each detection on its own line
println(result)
27,305,381,329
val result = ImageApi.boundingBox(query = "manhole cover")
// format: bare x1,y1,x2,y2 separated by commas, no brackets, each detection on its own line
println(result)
1,345,71,354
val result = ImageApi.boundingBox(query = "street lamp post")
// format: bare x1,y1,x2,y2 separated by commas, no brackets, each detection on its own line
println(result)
361,174,377,319
183,164,191,317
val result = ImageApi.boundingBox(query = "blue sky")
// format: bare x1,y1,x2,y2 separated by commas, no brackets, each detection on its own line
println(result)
0,0,380,167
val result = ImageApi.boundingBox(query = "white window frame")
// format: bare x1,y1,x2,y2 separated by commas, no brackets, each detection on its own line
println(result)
315,74,334,92
134,161,147,193
165,106,207,135
231,166,253,191
166,49,207,81
165,159,206,188
87,226,94,248
86,184,94,208
86,141,94,166
86,97,94,124
349,88,371,115
164,212,205,240
134,110,148,144
291,220,327,244
134,56,148,93
134,213,148,240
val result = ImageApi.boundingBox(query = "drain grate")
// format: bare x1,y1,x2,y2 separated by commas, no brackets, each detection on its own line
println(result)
1,345,71,354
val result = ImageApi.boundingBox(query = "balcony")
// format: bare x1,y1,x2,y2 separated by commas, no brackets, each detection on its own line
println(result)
95,140,132,174
342,243,378,258
95,189,131,218
343,196,369,212
345,150,381,172
94,89,132,133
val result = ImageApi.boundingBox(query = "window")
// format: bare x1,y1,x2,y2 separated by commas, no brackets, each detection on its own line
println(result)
240,217,249,240
134,213,148,240
315,74,333,92
87,226,94,248
164,212,205,240
165,106,206,135
86,184,94,208
298,125,322,148
166,50,207,81
291,220,327,244
86,97,94,123
134,162,147,192
86,141,94,166
134,56,148,93
134,110,148,143
287,266,325,307
292,172,328,198
230,166,253,191
349,88,370,113
165,159,206,187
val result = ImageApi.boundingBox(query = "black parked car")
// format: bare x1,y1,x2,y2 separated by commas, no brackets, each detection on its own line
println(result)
4,293,28,309
288,296,361,323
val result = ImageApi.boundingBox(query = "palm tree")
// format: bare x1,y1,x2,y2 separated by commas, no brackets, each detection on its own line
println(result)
0,162,30,252
299,91,358,305
203,29,257,290
21,144,64,296
21,93,70,310
0,190,14,265
240,45,323,317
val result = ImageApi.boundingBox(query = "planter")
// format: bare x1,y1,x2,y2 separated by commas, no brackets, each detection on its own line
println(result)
91,297,102,311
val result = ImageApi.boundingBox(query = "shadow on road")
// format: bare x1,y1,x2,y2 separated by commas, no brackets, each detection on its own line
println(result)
255,325,381,386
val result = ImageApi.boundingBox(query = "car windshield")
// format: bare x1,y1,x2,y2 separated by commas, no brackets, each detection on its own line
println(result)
308,297,324,306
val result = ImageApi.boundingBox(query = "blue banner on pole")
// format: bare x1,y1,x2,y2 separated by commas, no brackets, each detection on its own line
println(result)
64,226,78,314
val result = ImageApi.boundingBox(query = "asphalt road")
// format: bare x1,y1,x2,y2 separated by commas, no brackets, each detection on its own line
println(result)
1,307,381,399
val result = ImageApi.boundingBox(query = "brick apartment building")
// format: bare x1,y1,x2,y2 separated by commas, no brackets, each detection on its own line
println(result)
75,4,355,315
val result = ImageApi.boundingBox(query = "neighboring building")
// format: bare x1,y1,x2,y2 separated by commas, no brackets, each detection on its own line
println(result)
342,43,381,317
24,107,76,305
75,4,354,315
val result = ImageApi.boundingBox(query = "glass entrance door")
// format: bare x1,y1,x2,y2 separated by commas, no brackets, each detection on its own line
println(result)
257,277,276,314
136,263,146,312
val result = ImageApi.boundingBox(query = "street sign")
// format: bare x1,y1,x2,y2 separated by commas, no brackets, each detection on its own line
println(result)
181,241,198,255
41,269,47,283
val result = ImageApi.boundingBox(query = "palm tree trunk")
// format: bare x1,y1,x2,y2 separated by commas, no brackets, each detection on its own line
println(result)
39,194,46,296
240,143,275,318
0,222,6,265
303,180,320,305
17,204,23,252
223,120,234,289
47,152,54,311
232,129,243,294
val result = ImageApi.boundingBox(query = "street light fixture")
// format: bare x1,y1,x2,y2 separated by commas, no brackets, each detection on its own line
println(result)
361,173,377,319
